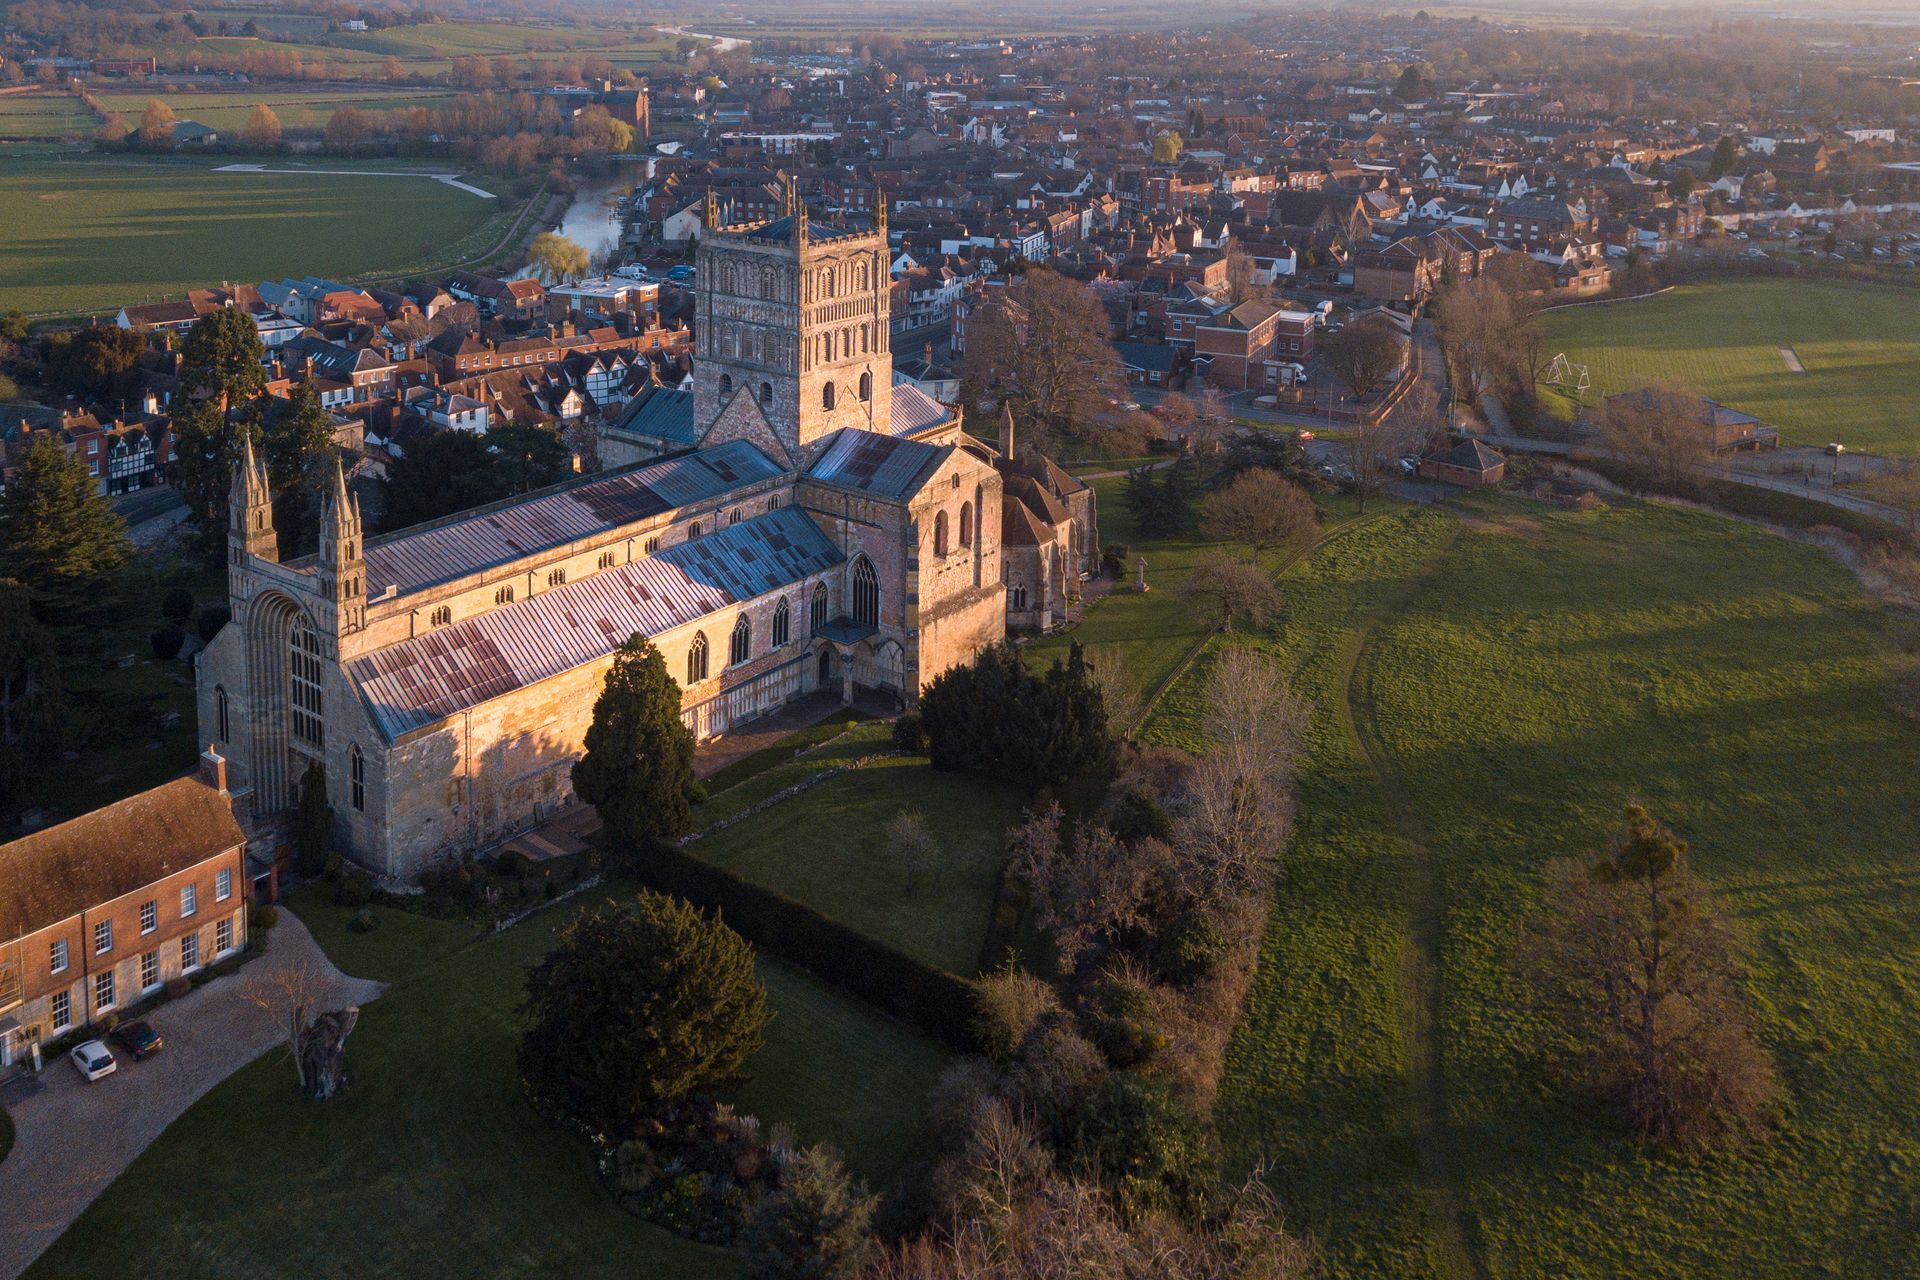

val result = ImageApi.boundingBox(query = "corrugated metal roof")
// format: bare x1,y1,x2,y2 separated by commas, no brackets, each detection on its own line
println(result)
608,383,696,444
364,440,781,598
348,505,844,741
807,428,949,499
886,383,955,436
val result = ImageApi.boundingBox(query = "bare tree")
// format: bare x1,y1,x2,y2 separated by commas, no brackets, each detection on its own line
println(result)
1321,317,1407,400
1189,386,1233,456
1199,467,1319,564
1084,644,1141,738
1180,553,1278,633
1008,803,1157,971
1523,805,1781,1151
246,959,359,1099
1175,647,1308,902
1223,244,1265,305
1432,276,1519,407
960,268,1125,450
1595,385,1715,493
886,806,938,896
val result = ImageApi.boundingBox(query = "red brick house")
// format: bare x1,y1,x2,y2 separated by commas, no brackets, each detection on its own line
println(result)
1194,302,1317,389
0,753,250,1072
1419,438,1507,488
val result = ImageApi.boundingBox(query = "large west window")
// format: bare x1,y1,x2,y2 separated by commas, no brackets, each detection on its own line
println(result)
290,623,325,748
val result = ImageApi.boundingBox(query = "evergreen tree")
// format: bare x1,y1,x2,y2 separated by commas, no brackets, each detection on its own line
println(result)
262,380,338,556
519,891,770,1130
173,309,270,559
180,307,267,404
293,761,332,876
0,436,130,598
738,1144,875,1280
919,640,1111,792
1707,135,1738,181
0,580,65,823
572,634,697,847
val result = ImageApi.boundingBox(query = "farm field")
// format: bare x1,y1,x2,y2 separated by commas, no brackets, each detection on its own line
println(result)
1537,278,1920,455
91,88,460,134
0,155,504,315
325,20,669,59
1147,494,1920,1277
690,755,1026,975
0,93,99,140
26,877,948,1279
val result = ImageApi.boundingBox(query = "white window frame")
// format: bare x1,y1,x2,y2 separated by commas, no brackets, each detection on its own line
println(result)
94,919,113,955
140,899,158,934
181,884,197,918
216,868,232,902
181,931,200,972
51,989,71,1031
140,950,160,991
50,938,67,975
93,970,115,1013
216,917,235,957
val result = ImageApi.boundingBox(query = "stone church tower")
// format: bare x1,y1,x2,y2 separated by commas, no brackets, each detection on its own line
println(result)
692,183,893,460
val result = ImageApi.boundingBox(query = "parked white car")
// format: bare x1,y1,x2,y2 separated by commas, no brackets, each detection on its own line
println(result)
71,1039,117,1083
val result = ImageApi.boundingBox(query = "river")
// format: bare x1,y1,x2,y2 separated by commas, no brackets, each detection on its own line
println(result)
553,162,642,266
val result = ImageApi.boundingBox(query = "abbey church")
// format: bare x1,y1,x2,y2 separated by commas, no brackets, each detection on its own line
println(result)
196,194,1098,880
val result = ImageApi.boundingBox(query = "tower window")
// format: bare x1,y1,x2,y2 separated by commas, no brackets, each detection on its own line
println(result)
859,371,872,402
350,744,365,812
687,632,709,684
430,606,452,627
760,381,773,407
960,501,974,547
215,685,229,742
495,586,515,605
934,510,949,557
823,383,836,410
719,373,733,395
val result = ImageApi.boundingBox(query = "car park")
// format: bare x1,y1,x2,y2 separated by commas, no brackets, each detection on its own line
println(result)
70,1039,117,1083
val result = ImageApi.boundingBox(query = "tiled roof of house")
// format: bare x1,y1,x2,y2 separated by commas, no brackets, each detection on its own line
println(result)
0,777,245,942
362,439,781,598
348,505,842,740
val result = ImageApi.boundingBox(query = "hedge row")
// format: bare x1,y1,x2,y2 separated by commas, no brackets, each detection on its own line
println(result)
624,837,980,1054
1578,455,1910,548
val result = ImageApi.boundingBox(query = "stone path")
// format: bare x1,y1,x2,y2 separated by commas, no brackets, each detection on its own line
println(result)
213,163,497,199
0,910,383,1280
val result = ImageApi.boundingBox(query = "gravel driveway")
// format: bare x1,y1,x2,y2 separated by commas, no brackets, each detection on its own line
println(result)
0,910,383,1280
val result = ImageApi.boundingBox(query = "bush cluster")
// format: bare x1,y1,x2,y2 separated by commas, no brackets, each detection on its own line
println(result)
918,641,1111,793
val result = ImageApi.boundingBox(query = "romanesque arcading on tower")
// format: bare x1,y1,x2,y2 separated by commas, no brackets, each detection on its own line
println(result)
319,455,366,636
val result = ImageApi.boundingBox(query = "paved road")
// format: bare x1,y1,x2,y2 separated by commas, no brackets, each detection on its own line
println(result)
0,911,384,1280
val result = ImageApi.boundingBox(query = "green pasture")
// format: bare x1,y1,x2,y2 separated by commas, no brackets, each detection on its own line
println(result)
0,155,503,314
1538,278,1920,455
91,89,459,134
0,94,100,139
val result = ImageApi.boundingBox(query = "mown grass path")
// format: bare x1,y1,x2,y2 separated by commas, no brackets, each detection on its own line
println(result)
1340,512,1487,1280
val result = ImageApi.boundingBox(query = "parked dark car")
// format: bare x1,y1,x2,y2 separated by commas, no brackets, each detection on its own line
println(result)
111,1020,163,1061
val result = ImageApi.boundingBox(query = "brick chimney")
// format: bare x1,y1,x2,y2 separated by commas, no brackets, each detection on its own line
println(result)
200,743,229,796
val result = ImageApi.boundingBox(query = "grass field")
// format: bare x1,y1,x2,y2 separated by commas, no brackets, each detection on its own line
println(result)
1146,495,1920,1277
691,755,1026,975
0,155,505,314
92,88,459,134
28,879,948,1279
0,94,99,140
1538,278,1920,455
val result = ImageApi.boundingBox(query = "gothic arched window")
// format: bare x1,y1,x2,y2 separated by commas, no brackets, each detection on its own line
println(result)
852,557,879,627
688,632,709,684
959,501,974,548
290,622,324,748
859,370,872,402
215,686,229,742
730,615,752,666
719,372,733,396
773,597,791,647
760,381,773,407
933,510,949,557
811,581,828,632
349,744,365,812
823,382,836,410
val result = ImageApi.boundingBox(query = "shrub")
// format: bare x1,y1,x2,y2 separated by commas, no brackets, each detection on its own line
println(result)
686,781,710,806
1083,975,1166,1068
1100,542,1131,579
494,848,534,879
149,625,186,660
890,713,928,753
347,907,377,933
321,852,343,882
736,1143,874,1280
1155,909,1228,986
249,903,278,933
195,604,231,644
519,890,770,1131
164,976,192,999
974,964,1063,1066
160,586,194,623
333,869,374,907
1067,1073,1219,1224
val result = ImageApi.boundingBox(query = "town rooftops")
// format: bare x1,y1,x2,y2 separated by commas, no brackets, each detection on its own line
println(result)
0,776,245,942
347,505,843,740
361,440,783,599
